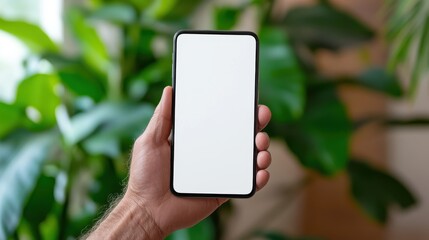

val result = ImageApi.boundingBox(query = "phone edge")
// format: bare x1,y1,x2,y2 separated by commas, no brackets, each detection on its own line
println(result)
170,30,260,198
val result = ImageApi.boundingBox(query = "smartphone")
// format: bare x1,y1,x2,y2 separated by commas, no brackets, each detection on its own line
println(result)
171,30,259,198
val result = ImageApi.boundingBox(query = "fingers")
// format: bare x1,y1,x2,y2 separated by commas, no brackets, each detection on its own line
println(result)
257,105,271,131
139,86,173,146
255,132,270,151
257,151,271,170
256,170,270,191
255,123,271,191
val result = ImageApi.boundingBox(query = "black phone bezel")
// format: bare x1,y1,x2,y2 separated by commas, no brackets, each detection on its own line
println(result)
170,30,259,198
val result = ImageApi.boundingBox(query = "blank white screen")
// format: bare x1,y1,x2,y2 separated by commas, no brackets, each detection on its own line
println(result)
173,32,257,195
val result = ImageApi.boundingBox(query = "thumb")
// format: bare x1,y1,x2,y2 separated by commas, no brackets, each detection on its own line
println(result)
141,86,173,145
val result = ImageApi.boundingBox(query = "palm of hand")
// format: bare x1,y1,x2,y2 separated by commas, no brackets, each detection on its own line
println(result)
127,87,271,235
129,135,224,234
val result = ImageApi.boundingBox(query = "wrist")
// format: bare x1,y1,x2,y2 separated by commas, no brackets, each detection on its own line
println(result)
87,193,164,240
119,193,164,239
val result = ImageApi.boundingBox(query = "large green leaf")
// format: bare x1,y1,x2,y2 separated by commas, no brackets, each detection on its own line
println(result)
133,58,172,84
67,9,110,74
42,53,108,99
145,0,177,19
283,4,374,50
259,27,306,122
57,102,153,148
127,58,171,101
143,0,203,20
0,132,57,239
277,85,352,175
57,102,126,145
348,160,417,223
0,103,24,139
136,28,157,56
89,158,122,205
214,7,241,30
129,0,152,10
166,217,215,240
82,103,154,157
22,174,56,237
0,18,58,53
58,69,106,101
15,74,61,129
356,68,403,97
90,3,137,24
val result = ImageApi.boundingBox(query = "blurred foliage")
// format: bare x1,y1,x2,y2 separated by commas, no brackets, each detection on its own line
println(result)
348,160,417,223
387,0,429,96
0,0,420,239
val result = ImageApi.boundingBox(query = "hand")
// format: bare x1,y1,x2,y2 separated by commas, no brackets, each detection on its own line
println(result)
87,86,272,239
127,86,272,235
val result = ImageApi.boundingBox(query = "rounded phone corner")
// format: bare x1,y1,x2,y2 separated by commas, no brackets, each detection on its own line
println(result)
173,30,190,42
244,31,259,45
170,184,183,197
241,184,256,198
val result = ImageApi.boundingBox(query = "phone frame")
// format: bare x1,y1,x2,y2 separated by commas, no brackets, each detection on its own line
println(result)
170,30,259,198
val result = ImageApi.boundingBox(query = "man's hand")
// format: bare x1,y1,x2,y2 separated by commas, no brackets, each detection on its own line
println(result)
87,86,272,239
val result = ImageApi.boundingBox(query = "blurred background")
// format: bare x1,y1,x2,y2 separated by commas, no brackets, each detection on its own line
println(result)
0,0,428,239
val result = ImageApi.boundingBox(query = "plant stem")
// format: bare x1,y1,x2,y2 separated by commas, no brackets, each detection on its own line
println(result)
262,0,275,25
58,188,71,240
30,223,42,240
57,145,80,240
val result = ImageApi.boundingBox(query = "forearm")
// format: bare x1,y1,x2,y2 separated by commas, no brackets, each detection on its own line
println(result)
85,194,163,240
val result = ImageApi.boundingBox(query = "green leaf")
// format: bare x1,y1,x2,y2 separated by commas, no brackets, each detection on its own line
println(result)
131,58,172,84
42,53,108,96
83,103,154,157
58,102,153,146
128,79,149,101
214,7,241,30
90,3,137,24
0,103,24,139
129,0,152,10
57,102,124,145
15,74,61,128
40,213,59,240
143,0,203,20
136,28,157,56
0,18,58,53
259,27,306,122
89,158,122,205
23,174,56,230
387,0,429,97
145,0,177,19
348,160,417,223
0,132,57,239
67,8,110,73
409,14,429,97
283,4,374,50
166,217,215,240
278,85,352,175
58,69,106,101
356,68,403,97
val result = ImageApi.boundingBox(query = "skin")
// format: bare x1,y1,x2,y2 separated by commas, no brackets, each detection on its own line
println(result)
87,86,272,239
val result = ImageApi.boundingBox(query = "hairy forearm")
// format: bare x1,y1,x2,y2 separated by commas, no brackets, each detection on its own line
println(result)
84,194,163,240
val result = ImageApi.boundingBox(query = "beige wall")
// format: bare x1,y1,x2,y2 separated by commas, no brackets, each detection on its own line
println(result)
387,76,429,240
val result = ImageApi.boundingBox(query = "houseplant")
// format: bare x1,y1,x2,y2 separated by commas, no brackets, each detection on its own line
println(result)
0,0,418,239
